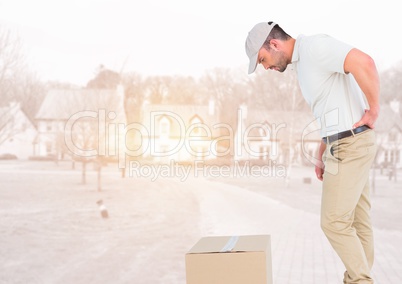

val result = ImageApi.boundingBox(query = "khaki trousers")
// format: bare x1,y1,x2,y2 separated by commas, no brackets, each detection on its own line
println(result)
321,129,377,284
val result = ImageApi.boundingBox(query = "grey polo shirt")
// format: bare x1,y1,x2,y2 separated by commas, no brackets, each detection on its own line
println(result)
291,34,367,138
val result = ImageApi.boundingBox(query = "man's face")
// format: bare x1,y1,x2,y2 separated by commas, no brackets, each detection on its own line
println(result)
257,46,288,73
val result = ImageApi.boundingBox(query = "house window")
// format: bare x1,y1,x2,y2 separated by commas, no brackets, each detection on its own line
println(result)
159,116,170,140
46,142,52,154
190,116,203,135
389,150,396,163
46,123,52,132
389,131,397,142
391,149,400,164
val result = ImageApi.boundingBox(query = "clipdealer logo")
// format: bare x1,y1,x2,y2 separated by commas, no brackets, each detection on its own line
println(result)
63,108,286,167
128,159,287,182
63,107,341,177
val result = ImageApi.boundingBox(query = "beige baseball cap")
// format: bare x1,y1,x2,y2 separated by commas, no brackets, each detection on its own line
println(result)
245,21,277,74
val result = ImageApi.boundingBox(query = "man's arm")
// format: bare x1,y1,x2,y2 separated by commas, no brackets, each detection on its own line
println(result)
315,141,326,181
344,48,380,129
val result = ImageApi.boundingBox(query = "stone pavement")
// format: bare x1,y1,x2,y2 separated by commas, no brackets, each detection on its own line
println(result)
0,160,400,283
193,167,402,284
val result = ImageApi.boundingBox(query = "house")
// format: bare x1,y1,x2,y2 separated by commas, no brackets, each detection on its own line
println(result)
34,85,126,161
231,100,402,170
0,102,37,160
137,102,222,163
234,105,321,166
375,100,402,169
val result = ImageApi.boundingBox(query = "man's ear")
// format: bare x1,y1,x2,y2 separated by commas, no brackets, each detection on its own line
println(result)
269,39,280,51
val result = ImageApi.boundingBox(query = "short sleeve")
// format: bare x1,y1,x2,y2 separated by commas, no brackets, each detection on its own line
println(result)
307,35,354,74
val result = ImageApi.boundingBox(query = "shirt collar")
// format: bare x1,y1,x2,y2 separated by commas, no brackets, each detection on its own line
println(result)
291,34,304,64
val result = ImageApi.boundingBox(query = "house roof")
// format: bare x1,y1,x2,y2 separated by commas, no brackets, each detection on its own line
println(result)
243,103,402,142
0,102,37,137
35,89,124,121
0,105,15,132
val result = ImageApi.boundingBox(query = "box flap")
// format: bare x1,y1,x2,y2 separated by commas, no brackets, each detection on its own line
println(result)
187,235,270,254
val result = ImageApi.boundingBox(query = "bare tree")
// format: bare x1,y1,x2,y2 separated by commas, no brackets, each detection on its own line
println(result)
122,72,145,124
379,61,402,104
14,73,46,121
62,88,124,189
200,68,234,107
144,75,170,104
0,103,24,146
0,26,45,152
246,68,308,111
69,114,98,185
122,72,145,176
0,27,25,104
164,75,198,105
199,68,246,125
86,65,121,89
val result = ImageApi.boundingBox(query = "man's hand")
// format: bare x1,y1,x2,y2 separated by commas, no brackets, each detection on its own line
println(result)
315,141,326,181
353,107,379,129
315,160,325,181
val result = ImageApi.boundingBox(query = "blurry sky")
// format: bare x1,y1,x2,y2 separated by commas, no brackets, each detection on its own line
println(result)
0,0,400,86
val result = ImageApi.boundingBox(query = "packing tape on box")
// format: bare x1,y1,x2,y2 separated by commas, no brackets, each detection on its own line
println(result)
220,236,239,252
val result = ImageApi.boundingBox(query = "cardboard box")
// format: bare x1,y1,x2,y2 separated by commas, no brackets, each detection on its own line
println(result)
185,235,272,284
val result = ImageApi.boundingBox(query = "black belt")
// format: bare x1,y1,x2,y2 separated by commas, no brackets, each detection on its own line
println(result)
322,125,371,144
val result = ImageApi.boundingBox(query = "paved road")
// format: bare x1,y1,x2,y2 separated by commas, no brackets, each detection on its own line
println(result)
0,160,401,283
193,174,402,284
